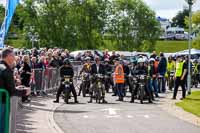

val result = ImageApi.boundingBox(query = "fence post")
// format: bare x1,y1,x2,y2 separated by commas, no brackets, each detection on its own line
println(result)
0,88,10,133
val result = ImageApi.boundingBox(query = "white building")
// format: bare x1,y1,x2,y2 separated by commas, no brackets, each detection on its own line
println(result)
157,16,171,31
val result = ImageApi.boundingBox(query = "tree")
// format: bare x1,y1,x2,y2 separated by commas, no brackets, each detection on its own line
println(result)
107,0,160,51
6,0,160,51
0,5,5,25
172,8,189,28
191,11,200,49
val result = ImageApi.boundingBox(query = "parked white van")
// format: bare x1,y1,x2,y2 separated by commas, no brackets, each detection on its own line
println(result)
166,27,185,40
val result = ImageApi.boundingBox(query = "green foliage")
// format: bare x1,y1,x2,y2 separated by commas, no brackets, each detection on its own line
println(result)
107,0,160,51
176,91,200,117
172,8,189,28
6,0,160,50
155,41,189,53
193,34,200,49
0,5,5,25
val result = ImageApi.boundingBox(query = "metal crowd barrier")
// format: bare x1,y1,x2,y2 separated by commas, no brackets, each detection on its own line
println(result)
0,89,10,133
31,68,60,94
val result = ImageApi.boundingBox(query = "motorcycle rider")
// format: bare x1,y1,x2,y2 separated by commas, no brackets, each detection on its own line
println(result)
89,56,107,103
131,58,153,103
53,59,78,103
122,60,132,95
79,56,92,75
78,57,92,96
104,58,114,93
167,56,175,90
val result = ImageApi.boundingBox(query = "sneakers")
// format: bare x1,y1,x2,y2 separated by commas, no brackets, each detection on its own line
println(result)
180,98,185,100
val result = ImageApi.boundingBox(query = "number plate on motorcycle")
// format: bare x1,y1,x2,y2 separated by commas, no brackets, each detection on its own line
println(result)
140,75,145,79
65,78,70,82
65,85,69,88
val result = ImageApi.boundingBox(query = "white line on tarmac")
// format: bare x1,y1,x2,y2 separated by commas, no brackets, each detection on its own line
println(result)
144,115,150,119
127,115,133,118
83,115,89,118
105,115,120,118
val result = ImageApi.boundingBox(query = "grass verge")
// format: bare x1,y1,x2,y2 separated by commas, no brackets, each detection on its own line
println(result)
176,91,200,117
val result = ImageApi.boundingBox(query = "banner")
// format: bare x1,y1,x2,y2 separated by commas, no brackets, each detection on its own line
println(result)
0,0,20,48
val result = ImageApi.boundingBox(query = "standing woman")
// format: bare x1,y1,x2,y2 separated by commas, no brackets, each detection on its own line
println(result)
20,55,32,102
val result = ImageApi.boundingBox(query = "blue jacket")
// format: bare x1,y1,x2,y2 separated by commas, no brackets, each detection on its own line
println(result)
158,57,167,75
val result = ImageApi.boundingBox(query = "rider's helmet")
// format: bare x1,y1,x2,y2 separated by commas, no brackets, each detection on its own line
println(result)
104,58,109,63
63,58,71,65
85,56,91,61
193,59,198,63
149,58,155,63
137,58,145,63
155,56,160,61
95,56,100,61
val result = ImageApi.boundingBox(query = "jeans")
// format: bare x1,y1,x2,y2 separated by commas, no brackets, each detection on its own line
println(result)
0,104,5,133
147,79,152,92
152,79,159,96
116,83,124,99
158,75,166,93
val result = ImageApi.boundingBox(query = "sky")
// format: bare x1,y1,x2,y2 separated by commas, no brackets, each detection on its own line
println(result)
143,0,200,19
0,0,200,19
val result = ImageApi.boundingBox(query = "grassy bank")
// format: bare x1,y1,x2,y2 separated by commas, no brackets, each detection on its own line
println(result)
176,91,200,117
155,40,188,53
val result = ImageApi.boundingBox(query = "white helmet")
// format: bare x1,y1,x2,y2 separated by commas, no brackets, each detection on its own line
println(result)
137,58,145,63
149,58,155,63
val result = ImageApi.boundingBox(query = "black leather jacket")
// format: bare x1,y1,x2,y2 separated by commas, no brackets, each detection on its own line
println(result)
0,61,26,103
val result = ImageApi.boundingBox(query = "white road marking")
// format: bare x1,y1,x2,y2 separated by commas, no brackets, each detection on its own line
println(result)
105,115,120,118
127,115,133,118
144,115,150,119
83,115,89,118
102,108,120,115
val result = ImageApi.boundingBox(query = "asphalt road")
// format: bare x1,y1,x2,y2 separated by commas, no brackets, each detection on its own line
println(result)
54,93,200,133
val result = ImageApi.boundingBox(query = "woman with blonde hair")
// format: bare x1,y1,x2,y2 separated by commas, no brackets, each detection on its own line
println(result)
20,55,32,102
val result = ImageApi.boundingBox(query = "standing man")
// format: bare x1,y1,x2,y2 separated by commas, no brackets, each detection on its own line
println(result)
0,48,31,133
113,58,125,101
172,56,187,100
150,51,157,59
158,53,167,93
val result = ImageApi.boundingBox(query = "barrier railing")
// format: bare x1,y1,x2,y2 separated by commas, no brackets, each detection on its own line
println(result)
31,68,60,95
0,89,10,133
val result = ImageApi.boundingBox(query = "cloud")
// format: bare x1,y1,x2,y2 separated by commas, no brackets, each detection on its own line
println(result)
0,0,6,6
143,0,200,19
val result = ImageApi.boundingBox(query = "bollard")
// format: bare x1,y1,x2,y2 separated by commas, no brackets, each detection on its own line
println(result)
0,89,10,133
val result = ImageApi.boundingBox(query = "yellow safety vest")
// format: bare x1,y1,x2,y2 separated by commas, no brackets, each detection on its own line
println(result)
175,62,184,77
167,61,175,72
193,63,198,74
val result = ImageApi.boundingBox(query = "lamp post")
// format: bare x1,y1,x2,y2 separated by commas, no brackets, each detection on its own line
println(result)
27,26,39,48
185,0,196,95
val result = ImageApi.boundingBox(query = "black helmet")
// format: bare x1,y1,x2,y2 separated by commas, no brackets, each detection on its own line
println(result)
155,56,159,61
63,58,70,65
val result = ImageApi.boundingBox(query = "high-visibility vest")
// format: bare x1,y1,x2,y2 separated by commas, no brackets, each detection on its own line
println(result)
114,64,125,84
175,62,184,77
167,61,175,72
193,63,199,74
154,61,159,73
